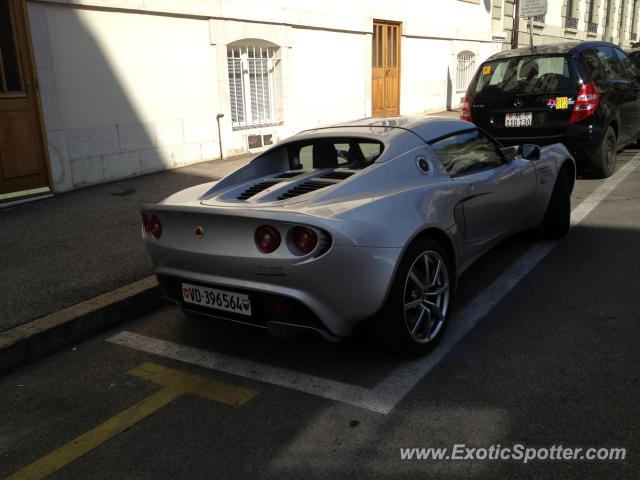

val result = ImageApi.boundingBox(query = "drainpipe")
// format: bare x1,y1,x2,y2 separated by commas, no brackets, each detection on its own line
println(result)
512,0,520,49
216,114,224,160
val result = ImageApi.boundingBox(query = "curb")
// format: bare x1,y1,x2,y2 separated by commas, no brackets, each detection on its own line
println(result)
0,276,161,374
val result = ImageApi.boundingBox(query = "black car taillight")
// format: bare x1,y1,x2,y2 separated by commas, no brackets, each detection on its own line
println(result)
569,81,600,123
460,91,473,122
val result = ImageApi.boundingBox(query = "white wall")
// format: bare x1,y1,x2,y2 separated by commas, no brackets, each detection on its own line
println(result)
287,28,370,128
30,0,503,192
47,9,218,128
34,4,223,189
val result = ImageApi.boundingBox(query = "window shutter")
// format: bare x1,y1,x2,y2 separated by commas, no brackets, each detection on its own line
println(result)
227,50,245,126
621,0,630,34
247,48,272,124
572,0,581,19
592,0,600,24
605,0,613,34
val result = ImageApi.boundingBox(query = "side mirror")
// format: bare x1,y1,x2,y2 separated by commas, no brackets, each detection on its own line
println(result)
518,144,541,160
501,145,518,163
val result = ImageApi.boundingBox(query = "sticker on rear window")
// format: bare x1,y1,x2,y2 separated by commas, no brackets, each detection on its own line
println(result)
482,65,491,75
547,97,572,109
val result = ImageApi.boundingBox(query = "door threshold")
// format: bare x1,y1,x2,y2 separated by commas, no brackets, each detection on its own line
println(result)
0,187,52,208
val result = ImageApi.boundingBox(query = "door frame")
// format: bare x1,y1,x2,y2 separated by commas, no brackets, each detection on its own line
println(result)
371,19,402,117
0,0,52,200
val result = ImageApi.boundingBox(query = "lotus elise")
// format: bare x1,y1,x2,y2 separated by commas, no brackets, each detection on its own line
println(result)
141,116,574,356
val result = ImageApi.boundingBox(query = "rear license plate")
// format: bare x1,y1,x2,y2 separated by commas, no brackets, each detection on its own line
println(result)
505,112,532,127
181,282,252,316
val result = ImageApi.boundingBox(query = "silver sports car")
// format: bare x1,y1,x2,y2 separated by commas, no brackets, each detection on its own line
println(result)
142,116,574,356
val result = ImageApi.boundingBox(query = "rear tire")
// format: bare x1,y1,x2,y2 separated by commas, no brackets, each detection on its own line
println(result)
590,126,617,178
540,166,571,238
370,238,452,357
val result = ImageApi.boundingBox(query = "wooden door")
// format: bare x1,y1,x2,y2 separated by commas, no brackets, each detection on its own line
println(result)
0,0,50,200
372,21,401,116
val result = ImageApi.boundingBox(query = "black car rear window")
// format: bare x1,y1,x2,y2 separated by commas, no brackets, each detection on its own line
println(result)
473,55,573,95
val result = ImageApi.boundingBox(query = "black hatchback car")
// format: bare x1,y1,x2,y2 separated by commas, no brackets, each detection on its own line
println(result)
625,48,640,70
461,41,640,177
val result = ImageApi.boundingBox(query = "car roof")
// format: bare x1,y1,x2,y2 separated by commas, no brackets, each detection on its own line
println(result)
485,41,619,61
299,116,473,143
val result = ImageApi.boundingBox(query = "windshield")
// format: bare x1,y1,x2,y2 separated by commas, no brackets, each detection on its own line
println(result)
473,55,574,95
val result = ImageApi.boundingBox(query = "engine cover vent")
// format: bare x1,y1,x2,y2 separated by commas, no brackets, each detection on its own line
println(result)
237,180,281,200
275,171,306,179
277,180,330,200
322,170,355,180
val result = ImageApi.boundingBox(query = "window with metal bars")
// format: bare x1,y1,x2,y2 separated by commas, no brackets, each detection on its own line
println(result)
564,0,579,29
456,51,476,93
227,43,280,128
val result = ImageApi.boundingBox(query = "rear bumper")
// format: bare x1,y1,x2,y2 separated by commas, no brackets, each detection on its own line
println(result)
493,122,606,167
147,242,402,337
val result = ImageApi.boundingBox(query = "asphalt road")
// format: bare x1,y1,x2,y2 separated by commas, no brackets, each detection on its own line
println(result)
1,150,639,479
0,155,251,331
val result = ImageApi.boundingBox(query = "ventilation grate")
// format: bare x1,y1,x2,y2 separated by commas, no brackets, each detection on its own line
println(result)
248,135,263,149
237,180,281,200
247,133,274,150
277,180,330,200
322,170,355,180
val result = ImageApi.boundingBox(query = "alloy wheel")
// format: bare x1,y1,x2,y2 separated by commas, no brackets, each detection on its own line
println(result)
402,250,450,343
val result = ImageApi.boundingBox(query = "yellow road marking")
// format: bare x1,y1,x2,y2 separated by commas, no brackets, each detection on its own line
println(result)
8,362,257,480
129,362,257,406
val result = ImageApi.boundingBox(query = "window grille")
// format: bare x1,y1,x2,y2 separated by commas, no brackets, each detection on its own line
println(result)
227,45,280,128
456,51,476,93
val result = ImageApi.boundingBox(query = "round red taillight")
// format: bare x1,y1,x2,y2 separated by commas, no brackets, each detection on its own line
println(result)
148,215,162,240
291,226,318,254
255,225,281,253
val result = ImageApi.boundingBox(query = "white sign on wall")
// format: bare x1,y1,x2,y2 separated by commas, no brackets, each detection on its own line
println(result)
519,0,547,17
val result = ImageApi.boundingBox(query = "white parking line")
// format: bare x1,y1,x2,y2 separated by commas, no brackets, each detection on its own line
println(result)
108,331,391,413
108,155,640,414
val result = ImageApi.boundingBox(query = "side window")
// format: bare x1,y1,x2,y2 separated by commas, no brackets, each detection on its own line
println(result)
431,130,505,177
613,48,639,79
579,49,605,82
595,46,624,80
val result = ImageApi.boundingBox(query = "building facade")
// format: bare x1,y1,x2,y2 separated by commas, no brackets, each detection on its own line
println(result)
0,0,639,200
503,0,640,48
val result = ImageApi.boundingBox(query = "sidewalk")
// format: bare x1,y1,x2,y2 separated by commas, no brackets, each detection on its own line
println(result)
0,111,459,370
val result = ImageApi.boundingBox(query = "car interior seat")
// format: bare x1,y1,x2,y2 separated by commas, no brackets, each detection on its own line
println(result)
312,143,339,169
